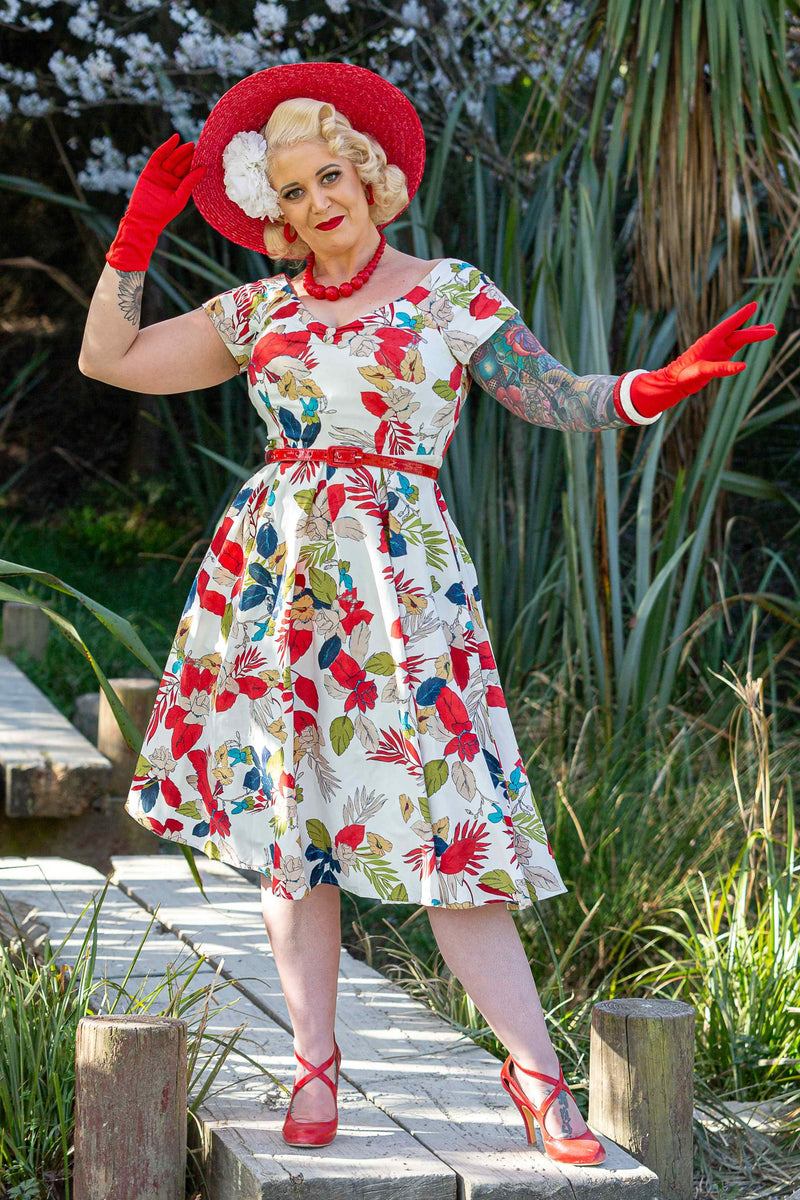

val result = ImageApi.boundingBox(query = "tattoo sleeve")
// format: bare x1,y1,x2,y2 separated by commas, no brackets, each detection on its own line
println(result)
468,315,629,432
115,269,145,327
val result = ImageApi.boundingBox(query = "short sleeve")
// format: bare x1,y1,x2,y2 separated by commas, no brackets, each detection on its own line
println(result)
435,261,522,365
201,278,273,374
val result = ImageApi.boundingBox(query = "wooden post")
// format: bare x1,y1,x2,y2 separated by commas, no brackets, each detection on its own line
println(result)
96,677,158,794
1,602,50,660
589,997,694,1200
74,1014,187,1200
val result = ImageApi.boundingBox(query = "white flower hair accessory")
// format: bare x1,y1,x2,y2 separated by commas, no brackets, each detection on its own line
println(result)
222,130,283,222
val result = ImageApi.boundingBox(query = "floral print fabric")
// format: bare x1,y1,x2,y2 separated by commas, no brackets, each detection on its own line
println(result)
123,259,568,909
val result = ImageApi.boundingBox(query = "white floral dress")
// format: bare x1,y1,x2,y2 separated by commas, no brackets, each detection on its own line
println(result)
123,258,568,910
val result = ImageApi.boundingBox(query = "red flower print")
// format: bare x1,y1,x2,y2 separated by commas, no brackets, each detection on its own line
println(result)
477,641,497,672
439,819,491,877
209,514,234,557
338,588,372,635
335,823,364,850
469,291,501,320
196,567,227,616
251,328,314,381
146,816,184,836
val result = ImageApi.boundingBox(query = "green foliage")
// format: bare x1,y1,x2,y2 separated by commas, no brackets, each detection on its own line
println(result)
0,879,277,1198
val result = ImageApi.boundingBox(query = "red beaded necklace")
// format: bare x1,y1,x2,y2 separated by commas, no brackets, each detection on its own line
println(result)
302,231,387,301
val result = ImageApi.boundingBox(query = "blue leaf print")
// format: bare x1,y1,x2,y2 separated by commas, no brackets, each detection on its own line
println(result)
318,635,342,669
417,677,447,707
278,406,302,440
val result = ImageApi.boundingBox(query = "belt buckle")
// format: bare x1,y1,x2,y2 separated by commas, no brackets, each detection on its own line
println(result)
326,445,363,467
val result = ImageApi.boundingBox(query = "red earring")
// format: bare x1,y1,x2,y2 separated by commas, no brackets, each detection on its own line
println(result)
365,183,374,205
283,222,298,243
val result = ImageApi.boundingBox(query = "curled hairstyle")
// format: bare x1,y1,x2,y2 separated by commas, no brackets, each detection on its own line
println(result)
260,97,409,262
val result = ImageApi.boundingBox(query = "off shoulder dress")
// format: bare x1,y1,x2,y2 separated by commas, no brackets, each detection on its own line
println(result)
123,258,574,910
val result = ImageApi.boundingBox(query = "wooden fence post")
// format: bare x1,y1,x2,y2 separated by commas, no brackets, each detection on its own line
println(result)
96,677,158,794
588,997,695,1200
1,602,50,660
74,1014,187,1200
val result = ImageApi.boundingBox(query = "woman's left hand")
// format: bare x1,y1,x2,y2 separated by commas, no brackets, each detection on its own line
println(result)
628,301,777,420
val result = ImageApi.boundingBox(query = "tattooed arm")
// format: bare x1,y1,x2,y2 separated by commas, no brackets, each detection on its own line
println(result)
468,315,630,432
78,261,239,393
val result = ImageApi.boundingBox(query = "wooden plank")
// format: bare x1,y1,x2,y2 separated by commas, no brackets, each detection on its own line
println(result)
0,856,455,1200
110,854,661,1199
0,656,111,816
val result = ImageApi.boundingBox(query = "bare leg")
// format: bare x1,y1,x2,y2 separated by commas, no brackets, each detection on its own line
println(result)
426,902,588,1139
260,879,342,1121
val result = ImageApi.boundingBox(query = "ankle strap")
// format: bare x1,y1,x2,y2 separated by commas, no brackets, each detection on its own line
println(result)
511,1058,563,1087
292,1042,340,1096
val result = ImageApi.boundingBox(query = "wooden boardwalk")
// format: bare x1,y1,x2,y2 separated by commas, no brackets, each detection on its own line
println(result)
0,854,661,1198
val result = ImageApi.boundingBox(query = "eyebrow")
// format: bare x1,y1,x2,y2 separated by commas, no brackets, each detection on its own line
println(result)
279,164,340,195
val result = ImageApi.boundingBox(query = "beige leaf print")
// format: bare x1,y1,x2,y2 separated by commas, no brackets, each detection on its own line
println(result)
399,347,425,383
357,363,396,392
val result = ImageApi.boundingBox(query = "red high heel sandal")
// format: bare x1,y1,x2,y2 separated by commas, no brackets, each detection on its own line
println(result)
500,1055,606,1165
282,1041,342,1147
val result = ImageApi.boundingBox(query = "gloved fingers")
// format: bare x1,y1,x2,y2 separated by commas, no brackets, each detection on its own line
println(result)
148,132,182,170
692,301,761,358
677,359,746,396
174,164,207,205
164,142,197,176
726,323,777,351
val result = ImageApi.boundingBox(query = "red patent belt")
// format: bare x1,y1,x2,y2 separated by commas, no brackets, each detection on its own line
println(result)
265,444,440,479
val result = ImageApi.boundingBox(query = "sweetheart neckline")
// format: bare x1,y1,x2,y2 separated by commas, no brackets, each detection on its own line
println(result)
275,258,451,332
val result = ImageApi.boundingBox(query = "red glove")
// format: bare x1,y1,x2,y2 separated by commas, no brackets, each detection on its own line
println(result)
613,301,777,425
105,132,206,272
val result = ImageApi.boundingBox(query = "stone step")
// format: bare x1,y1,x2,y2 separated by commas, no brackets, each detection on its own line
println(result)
109,854,660,1198
0,856,453,1199
0,656,112,816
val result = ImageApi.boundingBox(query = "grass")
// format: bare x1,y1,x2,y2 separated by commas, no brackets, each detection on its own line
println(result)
0,877,286,1200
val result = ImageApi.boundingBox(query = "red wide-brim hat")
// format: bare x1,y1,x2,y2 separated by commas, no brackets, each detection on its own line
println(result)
191,62,426,254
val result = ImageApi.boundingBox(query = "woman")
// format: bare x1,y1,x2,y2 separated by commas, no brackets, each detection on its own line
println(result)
78,62,775,1163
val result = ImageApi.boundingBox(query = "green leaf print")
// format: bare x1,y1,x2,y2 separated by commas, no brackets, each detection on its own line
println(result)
389,882,409,901
418,793,431,822
364,651,396,675
467,268,482,292
423,759,449,796
479,869,516,896
205,840,221,861
495,306,518,321
221,603,233,641
302,542,337,568
266,748,283,778
433,379,457,403
293,489,317,515
453,533,474,566
354,850,404,900
512,812,548,845
177,801,202,819
330,714,354,755
309,566,337,606
401,514,448,571
306,818,332,853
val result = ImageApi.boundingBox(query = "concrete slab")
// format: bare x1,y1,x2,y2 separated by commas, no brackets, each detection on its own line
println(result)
0,656,112,816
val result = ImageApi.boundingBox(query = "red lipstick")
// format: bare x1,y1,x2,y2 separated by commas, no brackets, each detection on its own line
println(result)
316,215,344,230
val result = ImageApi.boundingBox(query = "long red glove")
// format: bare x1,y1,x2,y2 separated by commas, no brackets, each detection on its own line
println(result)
105,132,206,271
613,301,777,425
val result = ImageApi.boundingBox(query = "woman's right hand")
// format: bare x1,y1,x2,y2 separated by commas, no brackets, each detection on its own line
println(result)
105,132,206,272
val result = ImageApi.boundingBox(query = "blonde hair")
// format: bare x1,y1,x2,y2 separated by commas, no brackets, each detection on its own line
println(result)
260,97,409,262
